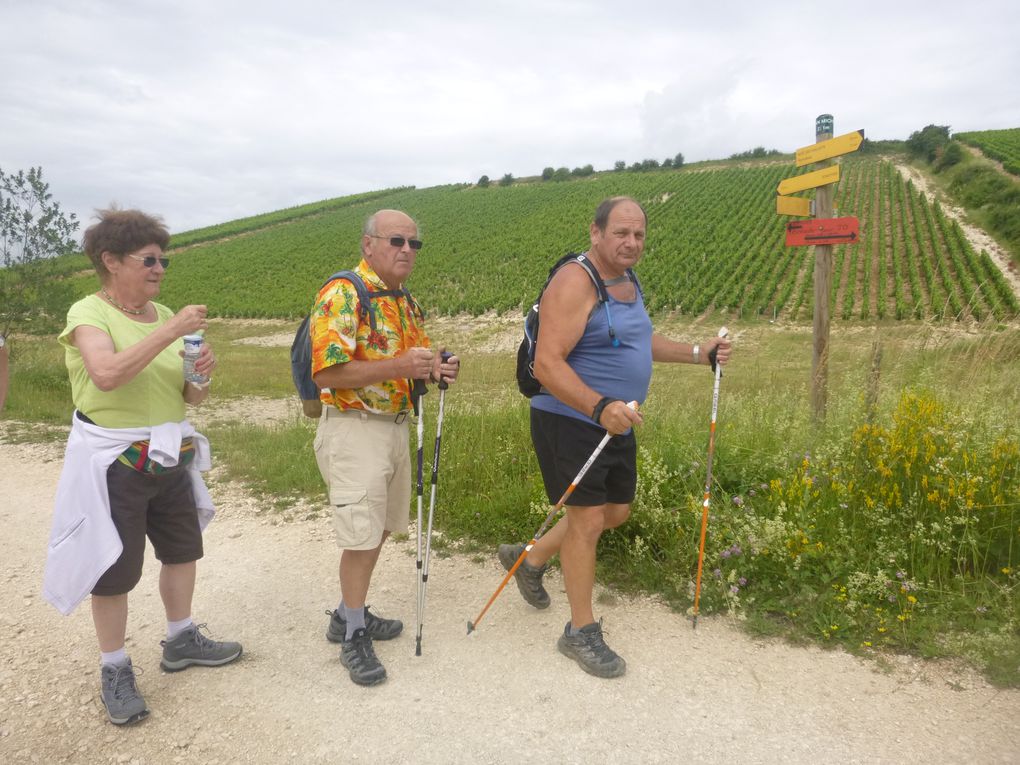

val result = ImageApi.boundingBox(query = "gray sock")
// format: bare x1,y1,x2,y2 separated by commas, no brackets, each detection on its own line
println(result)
344,605,366,640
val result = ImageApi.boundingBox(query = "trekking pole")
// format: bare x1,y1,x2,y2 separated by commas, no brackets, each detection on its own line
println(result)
412,378,428,655
693,327,729,629
416,352,452,656
467,400,638,635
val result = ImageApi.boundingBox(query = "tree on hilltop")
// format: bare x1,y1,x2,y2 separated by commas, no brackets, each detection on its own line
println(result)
906,125,952,164
542,167,555,181
1,166,79,411
477,175,490,187
499,173,514,187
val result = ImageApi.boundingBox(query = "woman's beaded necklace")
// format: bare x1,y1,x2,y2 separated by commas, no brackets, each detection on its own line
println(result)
101,287,147,316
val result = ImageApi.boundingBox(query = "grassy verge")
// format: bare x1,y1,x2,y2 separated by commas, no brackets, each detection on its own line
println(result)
4,320,1018,686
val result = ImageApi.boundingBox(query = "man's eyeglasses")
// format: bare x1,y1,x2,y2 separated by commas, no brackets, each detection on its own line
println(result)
126,253,171,269
370,235,423,251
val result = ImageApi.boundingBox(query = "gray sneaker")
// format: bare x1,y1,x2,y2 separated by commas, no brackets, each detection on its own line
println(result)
160,624,243,672
557,619,626,678
339,627,387,686
325,606,403,643
100,660,149,725
498,543,550,609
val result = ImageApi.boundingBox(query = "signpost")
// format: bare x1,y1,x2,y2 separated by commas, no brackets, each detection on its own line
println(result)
795,129,865,167
785,217,860,246
776,195,813,217
777,164,840,196
774,114,865,423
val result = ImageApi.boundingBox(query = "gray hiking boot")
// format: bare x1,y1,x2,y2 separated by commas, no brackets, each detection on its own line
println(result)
100,660,149,725
339,627,387,686
160,624,243,672
557,619,626,678
326,606,403,643
498,543,550,609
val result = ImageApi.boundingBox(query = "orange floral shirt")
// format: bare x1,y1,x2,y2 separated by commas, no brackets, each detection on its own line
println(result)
309,259,429,413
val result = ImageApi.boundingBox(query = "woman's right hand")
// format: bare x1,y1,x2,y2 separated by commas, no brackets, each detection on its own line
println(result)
167,304,209,337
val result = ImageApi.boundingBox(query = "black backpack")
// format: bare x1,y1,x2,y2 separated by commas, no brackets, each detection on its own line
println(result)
291,270,422,417
515,253,637,397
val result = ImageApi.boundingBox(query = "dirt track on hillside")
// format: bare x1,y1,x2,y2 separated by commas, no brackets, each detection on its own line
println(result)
2,433,1019,765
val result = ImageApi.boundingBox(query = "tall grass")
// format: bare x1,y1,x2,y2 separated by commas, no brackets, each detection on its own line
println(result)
4,320,1018,685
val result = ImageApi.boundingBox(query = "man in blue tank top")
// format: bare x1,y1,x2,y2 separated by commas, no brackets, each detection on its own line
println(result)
498,196,732,678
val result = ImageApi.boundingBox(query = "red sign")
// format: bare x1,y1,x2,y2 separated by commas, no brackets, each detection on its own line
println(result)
785,216,860,247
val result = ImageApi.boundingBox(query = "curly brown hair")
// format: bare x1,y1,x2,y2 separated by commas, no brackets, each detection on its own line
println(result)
83,207,170,280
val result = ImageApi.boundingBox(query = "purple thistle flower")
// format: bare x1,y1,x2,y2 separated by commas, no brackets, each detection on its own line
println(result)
730,585,740,594
738,577,748,586
732,495,744,507
713,568,722,579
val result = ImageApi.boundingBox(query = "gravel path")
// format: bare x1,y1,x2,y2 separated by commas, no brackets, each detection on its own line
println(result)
2,439,1019,764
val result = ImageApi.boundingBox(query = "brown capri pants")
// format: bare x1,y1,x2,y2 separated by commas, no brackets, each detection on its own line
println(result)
91,461,204,596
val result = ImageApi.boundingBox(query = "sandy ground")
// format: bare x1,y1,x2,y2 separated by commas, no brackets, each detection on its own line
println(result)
2,435,1019,765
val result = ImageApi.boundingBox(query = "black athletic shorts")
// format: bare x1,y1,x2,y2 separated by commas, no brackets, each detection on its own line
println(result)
530,407,637,507
91,460,204,596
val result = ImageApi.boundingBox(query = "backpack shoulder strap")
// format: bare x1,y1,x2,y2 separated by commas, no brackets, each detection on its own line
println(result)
320,269,378,333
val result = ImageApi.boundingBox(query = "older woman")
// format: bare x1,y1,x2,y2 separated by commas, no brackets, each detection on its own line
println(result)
43,208,241,726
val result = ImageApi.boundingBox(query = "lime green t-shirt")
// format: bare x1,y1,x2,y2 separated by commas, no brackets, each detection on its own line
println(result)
59,294,187,428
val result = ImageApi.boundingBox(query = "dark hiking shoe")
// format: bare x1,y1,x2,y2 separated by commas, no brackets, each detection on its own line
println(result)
160,624,243,672
498,543,550,609
325,606,404,643
557,619,626,678
100,660,149,725
339,628,387,686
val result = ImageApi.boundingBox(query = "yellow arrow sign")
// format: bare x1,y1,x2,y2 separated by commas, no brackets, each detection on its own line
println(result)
795,129,865,167
777,164,840,195
776,195,813,217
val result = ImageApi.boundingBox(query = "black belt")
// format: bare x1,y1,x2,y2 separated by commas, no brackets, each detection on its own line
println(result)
76,410,96,425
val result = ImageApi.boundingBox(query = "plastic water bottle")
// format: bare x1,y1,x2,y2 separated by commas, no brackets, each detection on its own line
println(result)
182,334,209,384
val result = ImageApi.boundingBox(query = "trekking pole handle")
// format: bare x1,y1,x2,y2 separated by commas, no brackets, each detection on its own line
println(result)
437,351,453,390
707,327,729,373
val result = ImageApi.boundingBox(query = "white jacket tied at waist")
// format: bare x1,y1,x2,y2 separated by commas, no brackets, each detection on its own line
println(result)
42,413,215,615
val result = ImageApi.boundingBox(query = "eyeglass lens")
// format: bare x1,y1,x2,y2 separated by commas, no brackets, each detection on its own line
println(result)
389,236,423,250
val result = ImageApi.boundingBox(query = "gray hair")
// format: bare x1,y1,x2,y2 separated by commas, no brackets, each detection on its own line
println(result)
363,209,419,237
593,196,646,231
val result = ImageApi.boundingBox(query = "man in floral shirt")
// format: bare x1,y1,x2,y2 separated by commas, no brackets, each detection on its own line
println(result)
310,209,459,685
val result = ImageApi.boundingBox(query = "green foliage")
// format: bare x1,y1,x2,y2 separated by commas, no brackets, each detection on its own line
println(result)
477,175,490,188
936,141,965,171
906,124,952,163
956,128,1020,177
499,173,514,187
64,157,1013,324
541,167,555,181
0,167,80,337
728,147,782,160
614,161,626,172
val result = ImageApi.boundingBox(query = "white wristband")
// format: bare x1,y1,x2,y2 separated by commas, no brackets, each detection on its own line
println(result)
188,378,212,389
692,344,700,365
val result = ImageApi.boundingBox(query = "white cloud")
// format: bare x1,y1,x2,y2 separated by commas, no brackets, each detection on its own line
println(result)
2,0,1018,234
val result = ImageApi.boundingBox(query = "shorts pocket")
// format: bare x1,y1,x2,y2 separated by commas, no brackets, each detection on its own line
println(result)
329,487,374,548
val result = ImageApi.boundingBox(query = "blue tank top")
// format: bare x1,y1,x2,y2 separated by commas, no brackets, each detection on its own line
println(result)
531,274,653,425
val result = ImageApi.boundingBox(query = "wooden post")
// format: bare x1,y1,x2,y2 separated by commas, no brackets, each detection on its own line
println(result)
811,114,834,424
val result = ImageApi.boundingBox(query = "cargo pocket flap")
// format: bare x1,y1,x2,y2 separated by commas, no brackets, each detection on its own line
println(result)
329,487,367,508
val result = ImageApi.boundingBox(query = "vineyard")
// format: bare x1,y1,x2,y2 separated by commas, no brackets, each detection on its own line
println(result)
956,128,1020,176
58,156,1020,321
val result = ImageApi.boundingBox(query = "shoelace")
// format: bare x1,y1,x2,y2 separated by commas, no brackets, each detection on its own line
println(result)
109,664,143,700
348,633,380,665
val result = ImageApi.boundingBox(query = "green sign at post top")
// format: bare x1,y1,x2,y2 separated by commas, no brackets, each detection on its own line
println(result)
816,114,834,136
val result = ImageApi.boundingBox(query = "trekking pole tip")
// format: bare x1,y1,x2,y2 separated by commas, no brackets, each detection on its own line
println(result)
692,615,698,630
415,640,422,657
466,621,475,634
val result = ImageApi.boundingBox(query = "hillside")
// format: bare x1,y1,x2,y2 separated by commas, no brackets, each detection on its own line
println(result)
57,155,1020,322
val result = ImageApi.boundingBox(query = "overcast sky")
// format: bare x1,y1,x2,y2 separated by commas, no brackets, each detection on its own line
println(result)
2,0,1018,235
